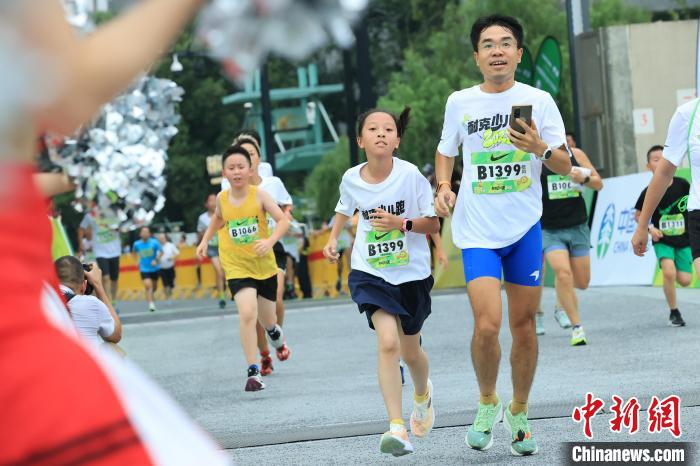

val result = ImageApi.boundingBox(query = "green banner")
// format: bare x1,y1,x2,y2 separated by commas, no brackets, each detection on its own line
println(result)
515,46,534,85
533,36,562,98
51,216,74,261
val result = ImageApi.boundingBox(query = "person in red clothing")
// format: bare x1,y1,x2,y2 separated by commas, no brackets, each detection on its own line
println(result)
0,2,228,465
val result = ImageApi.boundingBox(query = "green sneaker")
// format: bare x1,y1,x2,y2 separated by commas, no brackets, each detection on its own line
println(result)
503,402,538,456
465,398,503,451
570,326,587,346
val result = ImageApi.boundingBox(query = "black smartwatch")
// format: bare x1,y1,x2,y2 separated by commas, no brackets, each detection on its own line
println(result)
539,147,553,160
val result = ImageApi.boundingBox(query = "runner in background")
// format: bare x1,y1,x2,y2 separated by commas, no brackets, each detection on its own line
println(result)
78,204,122,306
158,233,180,306
635,145,691,327
198,193,227,308
132,226,162,313
633,97,700,285
537,132,602,344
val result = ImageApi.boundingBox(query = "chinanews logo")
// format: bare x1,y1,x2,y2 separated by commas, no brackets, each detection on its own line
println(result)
596,204,615,259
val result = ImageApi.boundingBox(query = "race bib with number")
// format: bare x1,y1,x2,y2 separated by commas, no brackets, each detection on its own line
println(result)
547,175,580,200
659,214,685,236
365,229,409,269
95,219,118,244
471,150,532,194
228,217,260,245
96,229,117,244
138,247,154,258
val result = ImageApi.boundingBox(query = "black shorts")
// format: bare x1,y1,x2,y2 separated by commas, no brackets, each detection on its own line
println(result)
348,270,434,336
689,210,700,260
96,256,120,281
273,241,286,272
140,271,159,282
160,267,175,288
228,275,277,301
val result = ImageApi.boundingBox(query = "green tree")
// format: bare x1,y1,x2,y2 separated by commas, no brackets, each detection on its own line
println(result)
589,0,651,28
303,137,352,222
378,0,572,168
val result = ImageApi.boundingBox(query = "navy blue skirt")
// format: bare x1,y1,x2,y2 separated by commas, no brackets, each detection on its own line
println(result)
348,270,434,335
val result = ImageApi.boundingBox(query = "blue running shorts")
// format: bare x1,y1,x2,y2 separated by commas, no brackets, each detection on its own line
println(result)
461,222,543,287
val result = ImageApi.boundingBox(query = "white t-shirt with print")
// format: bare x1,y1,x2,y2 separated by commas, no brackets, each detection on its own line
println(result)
437,82,568,249
335,158,436,285
663,97,700,211
80,214,121,258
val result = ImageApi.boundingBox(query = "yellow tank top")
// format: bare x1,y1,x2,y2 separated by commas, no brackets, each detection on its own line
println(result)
217,186,278,280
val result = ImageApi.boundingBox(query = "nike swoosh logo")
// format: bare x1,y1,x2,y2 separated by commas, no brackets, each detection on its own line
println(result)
234,219,248,226
490,153,509,162
375,231,391,240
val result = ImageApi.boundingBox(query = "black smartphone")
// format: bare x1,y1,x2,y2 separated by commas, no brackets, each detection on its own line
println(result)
509,105,532,133
83,263,95,295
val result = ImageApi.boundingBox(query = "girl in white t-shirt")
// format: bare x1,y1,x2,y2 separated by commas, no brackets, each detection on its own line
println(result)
323,107,439,457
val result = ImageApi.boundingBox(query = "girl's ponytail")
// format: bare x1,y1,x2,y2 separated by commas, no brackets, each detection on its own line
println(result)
397,106,411,137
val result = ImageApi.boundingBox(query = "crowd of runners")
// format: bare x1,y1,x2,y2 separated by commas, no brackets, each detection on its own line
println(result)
2,3,699,464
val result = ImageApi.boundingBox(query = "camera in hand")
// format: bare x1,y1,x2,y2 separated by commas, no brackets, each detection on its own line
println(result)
83,263,95,295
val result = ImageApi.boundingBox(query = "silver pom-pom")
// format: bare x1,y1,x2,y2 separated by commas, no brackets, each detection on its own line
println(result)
61,0,94,34
54,77,184,230
197,0,368,82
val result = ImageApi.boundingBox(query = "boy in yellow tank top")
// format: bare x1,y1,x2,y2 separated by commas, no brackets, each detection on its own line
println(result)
196,145,291,392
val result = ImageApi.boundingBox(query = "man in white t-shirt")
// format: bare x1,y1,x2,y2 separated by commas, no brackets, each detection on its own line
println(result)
434,15,572,456
633,97,700,276
197,193,227,308
78,207,122,304
54,255,122,349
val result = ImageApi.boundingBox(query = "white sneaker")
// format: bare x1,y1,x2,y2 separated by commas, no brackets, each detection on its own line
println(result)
379,426,413,457
554,308,571,328
535,313,545,335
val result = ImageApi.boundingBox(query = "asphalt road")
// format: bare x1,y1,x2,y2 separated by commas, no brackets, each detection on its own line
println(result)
119,286,699,465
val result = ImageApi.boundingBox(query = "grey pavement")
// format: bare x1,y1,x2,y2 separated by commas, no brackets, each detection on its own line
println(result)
119,286,700,465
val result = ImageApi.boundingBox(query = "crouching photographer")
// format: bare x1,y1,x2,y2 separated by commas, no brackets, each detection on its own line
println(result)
54,256,122,352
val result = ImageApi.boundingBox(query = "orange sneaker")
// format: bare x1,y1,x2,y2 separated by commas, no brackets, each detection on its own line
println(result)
410,379,435,437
